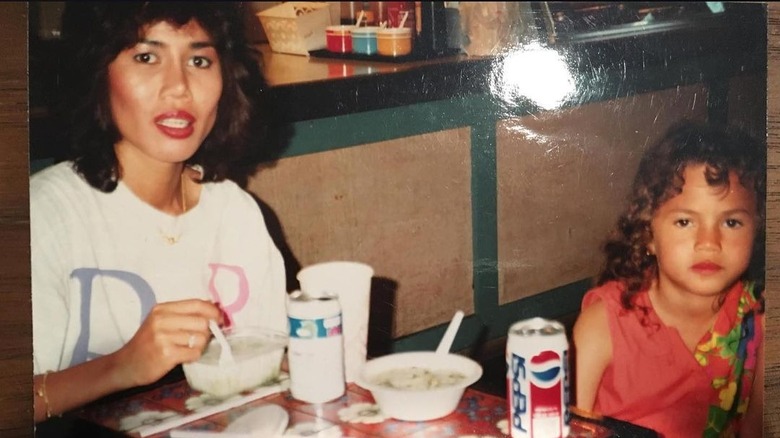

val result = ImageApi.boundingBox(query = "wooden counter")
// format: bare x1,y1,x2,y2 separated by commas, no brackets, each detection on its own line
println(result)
255,5,765,124
256,44,491,123
258,44,470,88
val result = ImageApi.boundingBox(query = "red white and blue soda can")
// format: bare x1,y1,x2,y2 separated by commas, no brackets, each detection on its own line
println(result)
506,317,570,438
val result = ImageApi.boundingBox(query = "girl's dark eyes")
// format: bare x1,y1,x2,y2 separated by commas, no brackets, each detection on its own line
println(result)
673,218,745,229
725,218,743,228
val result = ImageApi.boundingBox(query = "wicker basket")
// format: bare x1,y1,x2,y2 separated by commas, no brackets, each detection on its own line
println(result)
257,2,333,56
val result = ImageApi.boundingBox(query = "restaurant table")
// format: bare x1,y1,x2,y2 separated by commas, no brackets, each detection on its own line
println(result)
32,372,658,438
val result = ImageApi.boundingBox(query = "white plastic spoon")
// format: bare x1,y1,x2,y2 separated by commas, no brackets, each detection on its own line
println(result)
208,320,235,366
398,10,410,28
435,310,464,355
355,10,365,27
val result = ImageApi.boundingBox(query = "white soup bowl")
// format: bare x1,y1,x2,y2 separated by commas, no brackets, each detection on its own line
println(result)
356,351,483,421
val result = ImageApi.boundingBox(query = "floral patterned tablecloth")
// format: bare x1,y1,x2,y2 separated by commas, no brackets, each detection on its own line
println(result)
75,375,611,437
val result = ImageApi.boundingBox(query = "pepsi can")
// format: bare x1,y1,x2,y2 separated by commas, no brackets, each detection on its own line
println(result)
506,317,570,438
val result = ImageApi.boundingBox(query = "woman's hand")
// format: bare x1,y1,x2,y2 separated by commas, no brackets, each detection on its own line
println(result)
112,299,223,387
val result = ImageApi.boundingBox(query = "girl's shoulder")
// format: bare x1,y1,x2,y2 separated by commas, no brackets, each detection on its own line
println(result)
575,282,623,346
573,290,612,375
575,297,610,337
581,280,626,311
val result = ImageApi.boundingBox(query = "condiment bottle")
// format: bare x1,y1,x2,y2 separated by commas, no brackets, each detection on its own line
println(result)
287,290,345,403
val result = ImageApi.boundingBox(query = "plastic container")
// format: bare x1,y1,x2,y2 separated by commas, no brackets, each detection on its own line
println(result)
356,351,483,421
182,327,288,398
351,26,380,55
326,25,355,53
377,27,412,57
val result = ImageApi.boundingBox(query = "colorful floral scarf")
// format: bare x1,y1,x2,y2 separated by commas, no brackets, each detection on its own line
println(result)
695,281,762,438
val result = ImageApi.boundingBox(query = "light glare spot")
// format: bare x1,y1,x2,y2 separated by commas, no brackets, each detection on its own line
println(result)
496,43,575,111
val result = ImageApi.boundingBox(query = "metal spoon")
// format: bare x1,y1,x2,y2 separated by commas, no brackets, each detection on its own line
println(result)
208,320,235,366
435,310,465,355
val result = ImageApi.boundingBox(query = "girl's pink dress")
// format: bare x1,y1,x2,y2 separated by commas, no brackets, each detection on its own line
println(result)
581,280,762,438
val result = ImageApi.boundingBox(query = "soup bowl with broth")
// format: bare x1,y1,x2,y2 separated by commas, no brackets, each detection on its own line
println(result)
356,351,483,421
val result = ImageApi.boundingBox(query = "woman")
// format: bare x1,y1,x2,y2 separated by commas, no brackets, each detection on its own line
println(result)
31,2,287,422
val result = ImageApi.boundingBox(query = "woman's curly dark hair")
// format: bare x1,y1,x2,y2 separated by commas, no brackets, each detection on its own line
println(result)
57,2,268,191
597,120,766,310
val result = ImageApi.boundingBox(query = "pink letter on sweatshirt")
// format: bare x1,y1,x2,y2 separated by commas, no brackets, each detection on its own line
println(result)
207,263,250,326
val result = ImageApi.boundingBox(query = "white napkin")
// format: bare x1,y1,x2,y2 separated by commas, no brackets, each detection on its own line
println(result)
168,404,289,438
136,378,289,437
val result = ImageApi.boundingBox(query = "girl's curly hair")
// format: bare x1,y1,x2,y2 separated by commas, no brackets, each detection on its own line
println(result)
597,120,766,310
57,2,268,191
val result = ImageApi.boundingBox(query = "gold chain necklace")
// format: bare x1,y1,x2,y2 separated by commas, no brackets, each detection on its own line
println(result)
159,171,187,245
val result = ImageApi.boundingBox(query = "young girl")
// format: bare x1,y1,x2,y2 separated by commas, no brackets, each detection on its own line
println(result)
573,121,765,437
31,3,287,423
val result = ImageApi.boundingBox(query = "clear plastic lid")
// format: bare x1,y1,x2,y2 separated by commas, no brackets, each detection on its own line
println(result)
377,27,412,38
352,26,380,36
326,25,356,35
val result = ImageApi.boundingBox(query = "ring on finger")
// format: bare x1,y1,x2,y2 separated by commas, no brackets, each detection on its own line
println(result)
187,334,196,349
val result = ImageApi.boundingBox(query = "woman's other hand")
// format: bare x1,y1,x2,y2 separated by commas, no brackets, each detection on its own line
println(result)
112,299,223,387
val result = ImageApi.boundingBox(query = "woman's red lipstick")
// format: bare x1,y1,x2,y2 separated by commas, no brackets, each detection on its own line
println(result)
154,111,195,139
691,261,722,274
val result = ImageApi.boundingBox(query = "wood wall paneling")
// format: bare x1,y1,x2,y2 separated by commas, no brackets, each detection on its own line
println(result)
765,3,779,435
496,85,709,304
728,72,768,140
0,2,33,437
248,128,475,338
